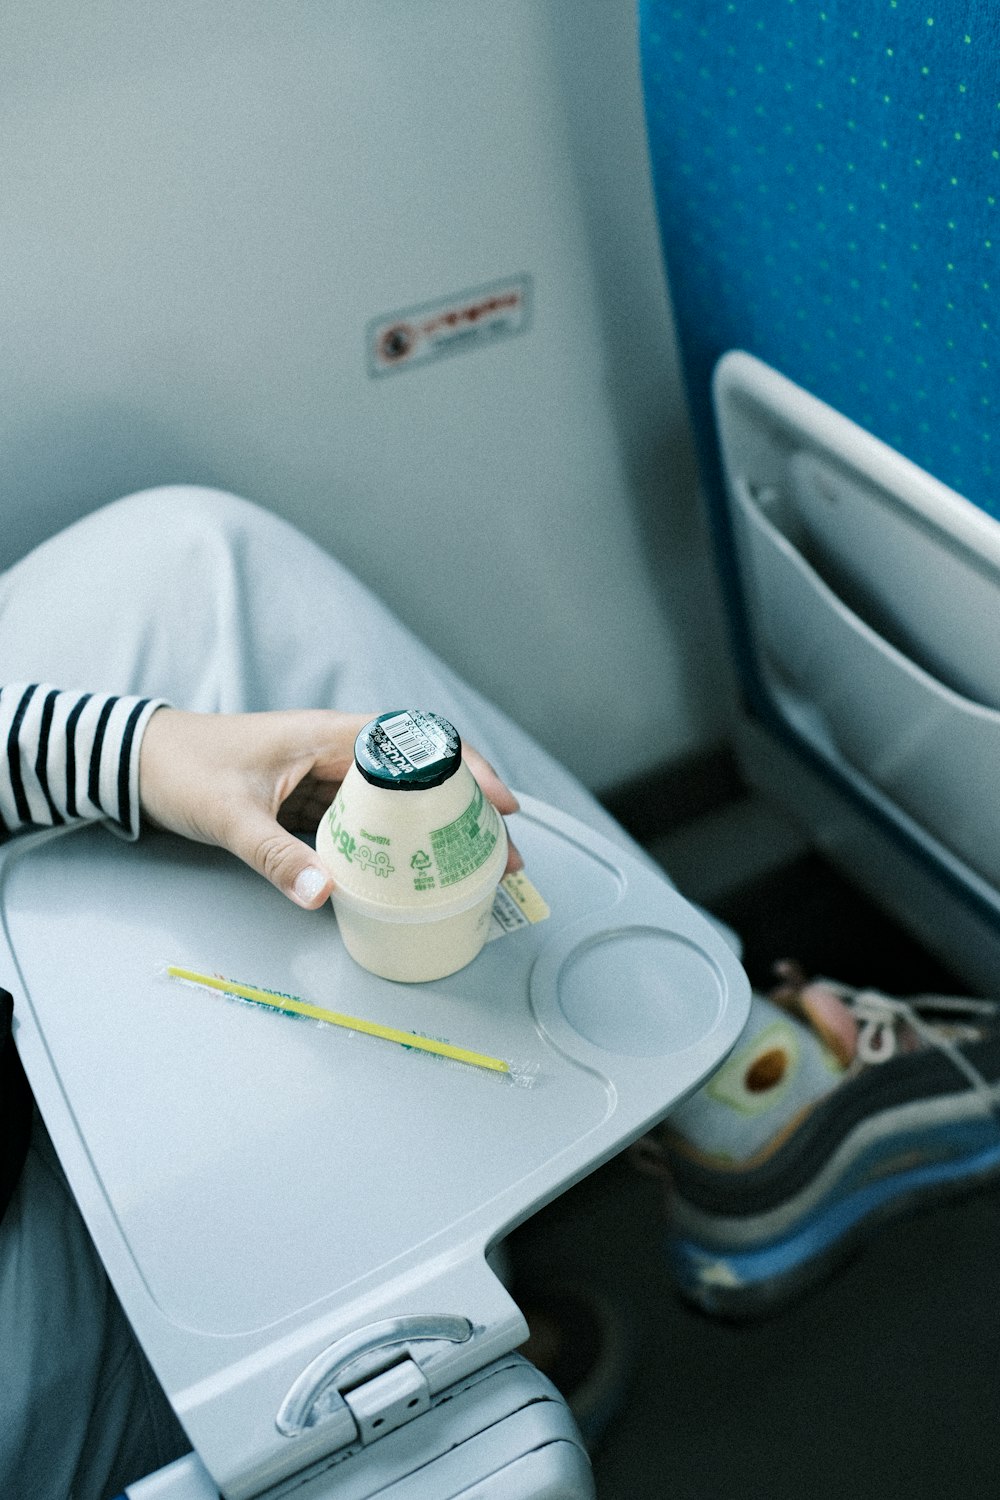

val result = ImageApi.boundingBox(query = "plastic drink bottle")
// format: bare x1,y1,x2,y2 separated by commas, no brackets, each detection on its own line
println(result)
315,710,508,982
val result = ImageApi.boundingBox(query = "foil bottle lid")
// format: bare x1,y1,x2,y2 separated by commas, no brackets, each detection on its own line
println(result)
353,710,462,790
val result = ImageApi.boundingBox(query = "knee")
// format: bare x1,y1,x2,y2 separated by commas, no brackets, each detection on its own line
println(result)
94,485,270,553
63,486,295,598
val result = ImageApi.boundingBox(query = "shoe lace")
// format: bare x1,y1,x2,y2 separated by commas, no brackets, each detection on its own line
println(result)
837,984,1000,1111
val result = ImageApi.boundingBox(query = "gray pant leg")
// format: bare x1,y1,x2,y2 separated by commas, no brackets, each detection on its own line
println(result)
0,1116,187,1500
0,485,657,864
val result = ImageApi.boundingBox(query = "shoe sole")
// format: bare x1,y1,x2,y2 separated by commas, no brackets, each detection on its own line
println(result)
668,1131,1000,1319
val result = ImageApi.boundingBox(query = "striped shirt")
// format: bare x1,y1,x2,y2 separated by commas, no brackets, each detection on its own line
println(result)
0,683,166,841
0,684,167,1221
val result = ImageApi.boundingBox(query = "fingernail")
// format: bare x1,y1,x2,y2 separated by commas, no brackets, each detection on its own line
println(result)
292,866,330,907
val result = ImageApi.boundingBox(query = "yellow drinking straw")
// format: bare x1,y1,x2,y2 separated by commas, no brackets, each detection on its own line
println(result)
165,965,511,1076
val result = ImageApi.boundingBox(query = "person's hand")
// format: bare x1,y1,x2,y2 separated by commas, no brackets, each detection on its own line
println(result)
138,707,522,908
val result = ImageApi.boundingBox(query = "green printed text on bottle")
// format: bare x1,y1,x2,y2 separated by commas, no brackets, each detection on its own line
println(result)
430,784,498,888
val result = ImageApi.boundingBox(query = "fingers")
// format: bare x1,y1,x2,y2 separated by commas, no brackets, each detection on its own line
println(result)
462,743,520,816
504,839,524,876
290,864,335,908
460,744,523,872
224,804,335,907
246,741,522,897
138,707,527,904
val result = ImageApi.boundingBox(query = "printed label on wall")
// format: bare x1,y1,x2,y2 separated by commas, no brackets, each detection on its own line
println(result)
368,275,532,377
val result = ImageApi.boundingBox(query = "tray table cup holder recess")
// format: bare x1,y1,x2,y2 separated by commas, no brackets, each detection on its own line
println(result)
1,794,750,1498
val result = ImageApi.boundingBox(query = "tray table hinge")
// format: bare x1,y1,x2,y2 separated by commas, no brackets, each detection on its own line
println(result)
276,1314,473,1446
342,1356,433,1445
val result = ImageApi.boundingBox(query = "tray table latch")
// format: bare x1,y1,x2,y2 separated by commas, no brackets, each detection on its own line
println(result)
342,1356,432,1444
276,1314,473,1446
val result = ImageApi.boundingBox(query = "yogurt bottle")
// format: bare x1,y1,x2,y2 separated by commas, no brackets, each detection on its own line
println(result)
315,710,509,982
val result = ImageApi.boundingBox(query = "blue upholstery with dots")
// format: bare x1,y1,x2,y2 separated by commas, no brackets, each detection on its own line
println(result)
640,1,999,516
640,3,1000,913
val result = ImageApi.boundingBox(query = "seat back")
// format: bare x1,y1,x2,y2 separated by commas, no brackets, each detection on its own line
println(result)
639,1,1000,981
641,0,997,515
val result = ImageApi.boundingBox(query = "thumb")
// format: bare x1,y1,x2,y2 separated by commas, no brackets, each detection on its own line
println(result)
229,807,334,908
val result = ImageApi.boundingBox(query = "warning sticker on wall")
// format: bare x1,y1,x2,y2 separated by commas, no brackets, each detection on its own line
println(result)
368,275,532,378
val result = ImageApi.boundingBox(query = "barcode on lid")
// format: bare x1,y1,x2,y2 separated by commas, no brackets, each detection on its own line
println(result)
379,712,441,768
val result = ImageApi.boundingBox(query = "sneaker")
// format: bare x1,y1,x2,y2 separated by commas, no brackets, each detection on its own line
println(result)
632,961,1000,1319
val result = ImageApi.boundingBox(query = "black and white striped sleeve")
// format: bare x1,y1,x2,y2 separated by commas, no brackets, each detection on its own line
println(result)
0,684,167,842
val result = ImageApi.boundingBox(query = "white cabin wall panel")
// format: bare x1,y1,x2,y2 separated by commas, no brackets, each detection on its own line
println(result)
0,1,732,788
